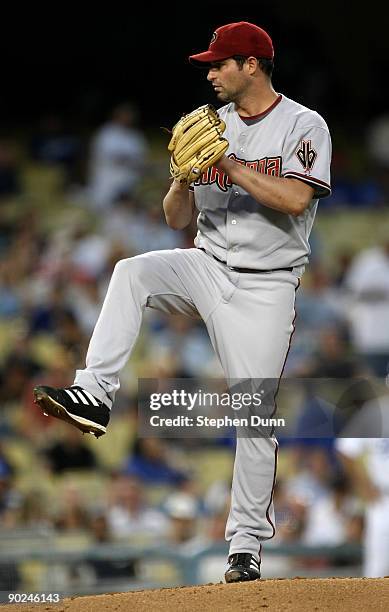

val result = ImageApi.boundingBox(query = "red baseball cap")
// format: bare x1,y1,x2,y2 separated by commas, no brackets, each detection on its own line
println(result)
189,22,274,65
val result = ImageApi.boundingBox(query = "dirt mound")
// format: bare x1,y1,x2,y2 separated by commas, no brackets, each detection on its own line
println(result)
3,577,389,612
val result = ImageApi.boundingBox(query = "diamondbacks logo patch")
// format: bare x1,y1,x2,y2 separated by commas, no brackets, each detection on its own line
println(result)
296,139,317,173
210,32,218,45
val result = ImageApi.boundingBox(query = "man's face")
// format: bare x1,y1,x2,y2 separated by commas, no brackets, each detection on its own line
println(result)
207,58,249,103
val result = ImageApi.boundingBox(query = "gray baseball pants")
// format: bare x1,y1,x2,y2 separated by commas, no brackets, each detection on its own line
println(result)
75,247,300,557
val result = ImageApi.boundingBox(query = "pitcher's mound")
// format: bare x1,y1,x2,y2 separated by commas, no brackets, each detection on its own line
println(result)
3,577,389,612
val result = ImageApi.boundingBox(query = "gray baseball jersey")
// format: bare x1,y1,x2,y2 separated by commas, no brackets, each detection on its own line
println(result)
193,94,332,270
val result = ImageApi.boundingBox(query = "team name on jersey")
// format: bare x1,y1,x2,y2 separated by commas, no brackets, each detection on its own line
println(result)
194,153,282,192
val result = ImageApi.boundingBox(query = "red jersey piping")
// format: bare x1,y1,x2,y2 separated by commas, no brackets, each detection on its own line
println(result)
238,94,282,121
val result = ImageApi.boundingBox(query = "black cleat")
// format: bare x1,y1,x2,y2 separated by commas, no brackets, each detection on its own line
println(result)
33,385,110,438
225,553,261,583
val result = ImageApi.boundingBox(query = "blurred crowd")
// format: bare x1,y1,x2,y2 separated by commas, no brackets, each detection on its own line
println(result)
1,102,389,591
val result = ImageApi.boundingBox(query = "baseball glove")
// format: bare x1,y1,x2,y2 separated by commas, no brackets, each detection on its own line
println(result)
168,104,229,185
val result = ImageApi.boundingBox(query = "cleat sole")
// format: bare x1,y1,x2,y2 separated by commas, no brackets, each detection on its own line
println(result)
33,388,106,438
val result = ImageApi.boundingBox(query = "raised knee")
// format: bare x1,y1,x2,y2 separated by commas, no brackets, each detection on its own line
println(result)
113,257,131,274
113,255,149,278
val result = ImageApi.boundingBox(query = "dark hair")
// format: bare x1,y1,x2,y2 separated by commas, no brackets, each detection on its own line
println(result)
232,55,274,78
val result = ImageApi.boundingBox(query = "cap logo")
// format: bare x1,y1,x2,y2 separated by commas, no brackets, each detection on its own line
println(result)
210,32,218,45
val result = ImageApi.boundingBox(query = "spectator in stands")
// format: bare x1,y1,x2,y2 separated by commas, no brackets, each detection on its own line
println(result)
70,223,111,280
103,193,183,255
288,376,378,450
164,492,204,553
284,446,334,507
148,315,222,378
285,265,348,375
344,240,389,377
54,309,88,364
163,490,232,577
53,482,90,532
88,103,148,210
302,326,363,378
325,149,384,208
68,274,105,336
18,489,52,529
89,509,113,544
0,354,39,406
106,474,169,541
203,479,231,517
301,473,363,548
284,328,368,446
102,191,149,254
141,206,185,253
41,425,99,474
122,438,189,486
27,281,89,364
297,473,363,570
366,114,389,202
333,251,354,287
87,508,137,579
29,114,81,186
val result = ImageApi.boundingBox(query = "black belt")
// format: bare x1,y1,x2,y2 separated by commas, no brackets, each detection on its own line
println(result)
198,248,293,274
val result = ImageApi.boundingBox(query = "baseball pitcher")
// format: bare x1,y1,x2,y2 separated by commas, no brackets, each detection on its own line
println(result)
34,22,332,583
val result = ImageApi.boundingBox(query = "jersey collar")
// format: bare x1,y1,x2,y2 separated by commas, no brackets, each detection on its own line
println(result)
237,94,283,123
